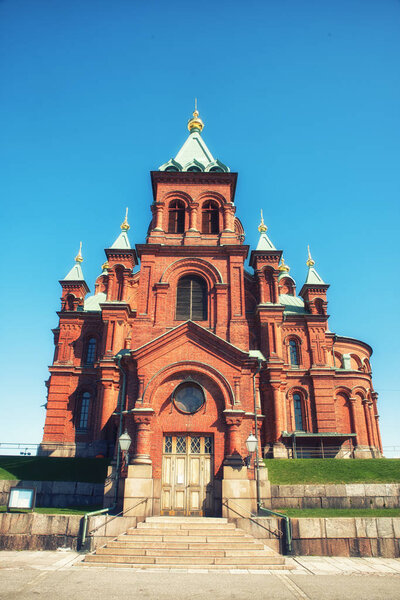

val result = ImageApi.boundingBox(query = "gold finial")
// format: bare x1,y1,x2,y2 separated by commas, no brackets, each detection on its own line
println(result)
258,210,268,233
75,241,83,263
188,99,204,132
278,257,290,273
306,245,315,267
120,207,130,231
101,261,110,272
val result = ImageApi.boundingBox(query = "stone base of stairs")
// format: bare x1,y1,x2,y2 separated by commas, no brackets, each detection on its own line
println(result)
81,516,292,571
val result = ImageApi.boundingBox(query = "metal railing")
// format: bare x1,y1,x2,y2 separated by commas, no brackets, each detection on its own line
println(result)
222,498,292,554
80,497,148,551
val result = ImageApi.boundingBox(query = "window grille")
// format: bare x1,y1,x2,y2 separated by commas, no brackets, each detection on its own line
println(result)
176,436,186,454
293,393,304,431
204,436,213,454
176,276,207,321
289,339,300,366
78,392,91,430
168,200,185,233
164,436,172,453
190,436,201,454
201,201,219,234
85,338,97,365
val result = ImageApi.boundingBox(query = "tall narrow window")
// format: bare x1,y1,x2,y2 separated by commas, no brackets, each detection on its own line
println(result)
115,266,124,301
85,338,97,365
176,275,207,321
168,200,185,233
293,393,304,431
289,339,300,366
78,392,91,430
202,201,219,234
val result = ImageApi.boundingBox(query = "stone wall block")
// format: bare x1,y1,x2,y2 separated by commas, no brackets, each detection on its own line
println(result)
345,484,366,497
278,485,304,498
8,513,34,534
40,482,54,494
52,482,76,495
392,518,400,539
270,485,280,498
321,497,347,509
304,485,326,497
0,514,12,534
302,497,322,509
377,538,397,558
355,518,377,538
325,518,356,539
298,518,324,539
364,484,386,497
324,484,346,497
66,516,82,536
376,518,394,538
348,497,369,509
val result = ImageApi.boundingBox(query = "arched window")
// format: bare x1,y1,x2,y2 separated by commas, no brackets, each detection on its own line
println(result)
293,393,304,431
209,166,223,172
176,275,207,321
78,392,91,430
115,266,124,301
168,200,185,233
315,298,325,315
187,166,201,172
202,200,219,234
289,339,300,366
66,294,75,311
85,338,97,365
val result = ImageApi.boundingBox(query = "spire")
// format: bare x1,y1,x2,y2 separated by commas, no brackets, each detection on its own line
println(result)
256,210,276,250
304,246,325,285
111,208,131,249
159,105,229,172
63,242,85,281
187,99,204,133
278,256,290,273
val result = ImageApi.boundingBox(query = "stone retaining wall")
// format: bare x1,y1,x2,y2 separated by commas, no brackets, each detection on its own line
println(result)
235,516,400,558
268,483,400,510
0,480,104,508
0,513,137,551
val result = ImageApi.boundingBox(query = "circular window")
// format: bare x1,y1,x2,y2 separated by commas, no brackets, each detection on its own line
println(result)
173,382,205,414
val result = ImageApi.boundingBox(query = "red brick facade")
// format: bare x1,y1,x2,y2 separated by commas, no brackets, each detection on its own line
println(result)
41,130,382,474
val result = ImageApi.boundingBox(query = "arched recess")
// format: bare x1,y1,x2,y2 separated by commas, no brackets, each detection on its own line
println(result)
333,351,343,368
279,277,295,296
263,266,276,303
350,354,363,371
160,257,223,287
284,335,302,367
141,360,235,410
286,387,309,432
197,191,227,206
334,387,352,433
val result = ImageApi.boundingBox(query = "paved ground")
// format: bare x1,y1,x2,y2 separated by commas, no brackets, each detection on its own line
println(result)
0,550,400,599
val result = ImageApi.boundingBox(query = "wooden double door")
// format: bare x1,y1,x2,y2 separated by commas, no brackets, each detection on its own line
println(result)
161,434,214,516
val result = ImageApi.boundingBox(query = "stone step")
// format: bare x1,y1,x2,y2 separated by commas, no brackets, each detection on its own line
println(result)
137,521,236,530
80,561,293,571
126,527,244,536
145,517,228,524
119,534,251,543
84,554,286,566
96,547,276,558
107,541,267,550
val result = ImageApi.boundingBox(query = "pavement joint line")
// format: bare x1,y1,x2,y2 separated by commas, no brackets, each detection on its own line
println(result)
292,557,314,574
274,573,310,600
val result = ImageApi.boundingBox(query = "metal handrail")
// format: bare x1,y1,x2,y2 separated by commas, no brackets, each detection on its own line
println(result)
222,498,281,538
222,498,292,554
80,497,148,549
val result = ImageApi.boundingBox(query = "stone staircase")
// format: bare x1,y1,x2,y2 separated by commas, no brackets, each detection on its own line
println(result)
82,516,292,570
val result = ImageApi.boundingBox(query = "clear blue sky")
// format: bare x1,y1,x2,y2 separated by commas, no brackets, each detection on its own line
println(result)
1,0,399,451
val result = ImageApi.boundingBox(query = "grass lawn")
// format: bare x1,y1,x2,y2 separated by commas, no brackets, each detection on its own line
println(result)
273,508,400,518
0,456,110,483
265,458,400,484
0,505,103,515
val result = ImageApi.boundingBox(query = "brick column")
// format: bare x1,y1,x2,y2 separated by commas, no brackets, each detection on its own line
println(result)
271,383,283,443
132,408,155,464
348,397,358,440
362,399,373,447
100,381,116,432
188,202,199,230
223,410,245,465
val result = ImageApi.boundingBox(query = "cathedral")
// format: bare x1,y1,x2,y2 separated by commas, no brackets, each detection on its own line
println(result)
41,109,382,516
